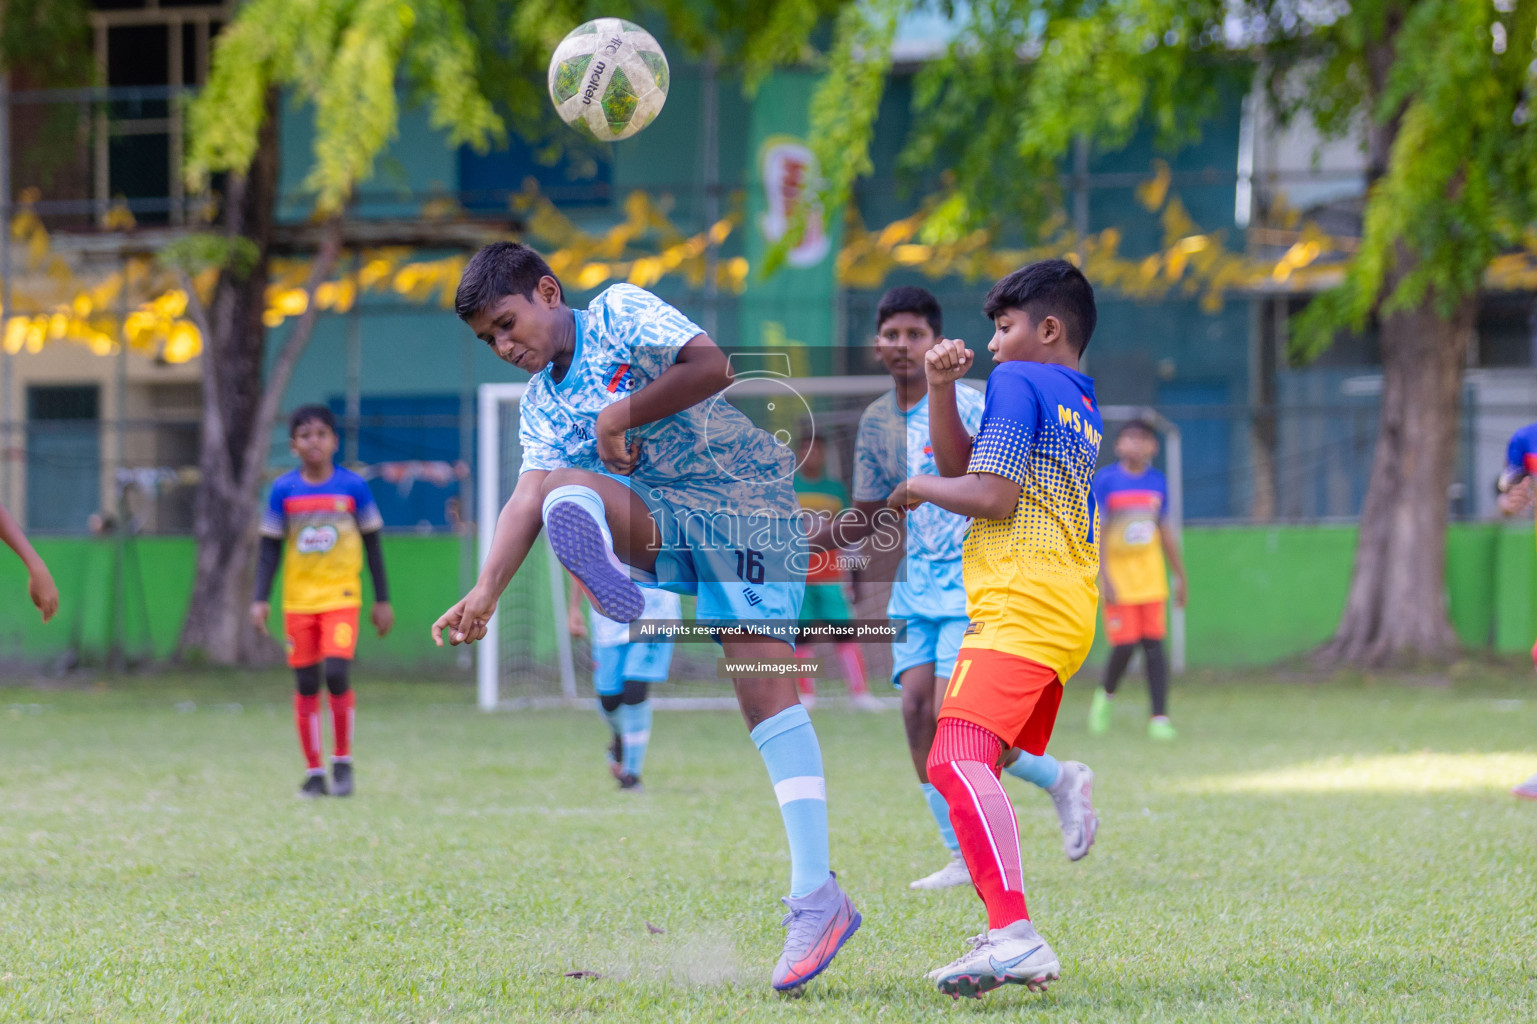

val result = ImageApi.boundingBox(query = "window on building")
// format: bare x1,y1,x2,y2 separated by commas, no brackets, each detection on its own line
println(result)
92,1,232,225
26,385,101,533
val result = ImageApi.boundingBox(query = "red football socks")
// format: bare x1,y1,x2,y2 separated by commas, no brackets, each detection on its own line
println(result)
927,716,1029,930
294,692,323,771
330,690,355,760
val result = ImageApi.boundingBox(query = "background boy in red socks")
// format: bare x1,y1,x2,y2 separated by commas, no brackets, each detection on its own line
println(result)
252,406,393,798
1088,419,1187,740
888,260,1102,998
1497,421,1537,798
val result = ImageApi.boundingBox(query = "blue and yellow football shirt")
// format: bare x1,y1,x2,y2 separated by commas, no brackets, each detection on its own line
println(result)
1092,463,1169,605
260,468,383,614
960,361,1103,680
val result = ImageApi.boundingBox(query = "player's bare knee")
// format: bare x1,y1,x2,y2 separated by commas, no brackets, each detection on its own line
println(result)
541,467,600,497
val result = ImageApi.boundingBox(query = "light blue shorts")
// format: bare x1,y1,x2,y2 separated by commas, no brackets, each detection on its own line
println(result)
889,557,968,686
614,477,805,646
593,641,674,695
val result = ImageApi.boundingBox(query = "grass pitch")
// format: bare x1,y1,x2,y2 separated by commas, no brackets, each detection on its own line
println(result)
2,667,1535,1022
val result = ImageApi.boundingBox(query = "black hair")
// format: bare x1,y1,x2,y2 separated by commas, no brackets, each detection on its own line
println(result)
454,241,564,321
289,405,335,437
982,259,1097,354
876,285,942,337
1118,418,1159,441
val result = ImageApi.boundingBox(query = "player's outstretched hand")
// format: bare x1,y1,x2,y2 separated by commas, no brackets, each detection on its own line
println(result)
567,606,587,639
249,600,270,637
925,338,974,387
29,565,58,623
1498,479,1533,516
1173,574,1188,609
432,585,497,647
595,402,642,476
371,601,394,638
887,478,927,512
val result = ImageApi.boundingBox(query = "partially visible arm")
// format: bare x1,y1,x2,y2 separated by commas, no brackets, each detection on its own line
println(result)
1158,520,1187,608
0,501,58,622
894,472,1021,522
807,499,902,552
362,530,394,637
566,573,588,638
362,531,389,603
925,340,976,477
433,469,549,646
595,334,731,474
253,537,282,602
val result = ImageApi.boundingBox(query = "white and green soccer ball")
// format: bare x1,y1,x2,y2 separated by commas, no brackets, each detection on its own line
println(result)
547,19,670,142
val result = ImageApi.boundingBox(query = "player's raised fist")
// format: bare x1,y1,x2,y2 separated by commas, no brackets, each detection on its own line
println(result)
595,402,641,476
925,338,973,386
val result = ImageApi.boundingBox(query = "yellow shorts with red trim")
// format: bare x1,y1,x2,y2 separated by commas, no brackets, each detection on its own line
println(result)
284,607,359,668
1104,601,1166,646
937,647,1062,755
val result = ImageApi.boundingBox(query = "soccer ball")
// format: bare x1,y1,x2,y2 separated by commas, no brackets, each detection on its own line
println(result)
547,19,670,142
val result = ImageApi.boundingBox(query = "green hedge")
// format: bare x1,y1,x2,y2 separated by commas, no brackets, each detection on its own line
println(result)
1,525,1533,669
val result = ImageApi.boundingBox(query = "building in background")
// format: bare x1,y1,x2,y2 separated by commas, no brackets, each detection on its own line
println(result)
3,2,1535,537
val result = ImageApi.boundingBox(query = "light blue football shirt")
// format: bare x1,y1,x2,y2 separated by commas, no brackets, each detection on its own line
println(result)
517,284,798,517
852,384,986,563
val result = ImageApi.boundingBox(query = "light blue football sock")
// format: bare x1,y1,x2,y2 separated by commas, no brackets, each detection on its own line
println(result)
1004,751,1063,790
921,782,959,853
619,699,652,778
750,704,831,898
542,484,615,549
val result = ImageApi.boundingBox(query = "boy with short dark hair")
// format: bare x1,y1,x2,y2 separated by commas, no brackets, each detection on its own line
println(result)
887,259,1102,998
433,242,859,992
252,406,393,798
1088,419,1187,740
814,285,1095,893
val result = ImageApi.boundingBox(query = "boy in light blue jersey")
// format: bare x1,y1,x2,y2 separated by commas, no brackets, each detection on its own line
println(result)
816,287,1097,892
568,578,681,790
433,243,859,992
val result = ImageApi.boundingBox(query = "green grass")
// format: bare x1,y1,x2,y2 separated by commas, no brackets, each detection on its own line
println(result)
3,668,1537,1022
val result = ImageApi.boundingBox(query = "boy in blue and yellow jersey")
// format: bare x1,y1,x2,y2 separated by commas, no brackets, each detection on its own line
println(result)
887,260,1101,998
809,284,1096,893
1497,421,1537,799
252,406,393,799
1088,420,1188,741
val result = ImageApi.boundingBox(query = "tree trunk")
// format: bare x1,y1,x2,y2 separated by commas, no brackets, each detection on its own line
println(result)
1318,289,1476,667
177,90,341,664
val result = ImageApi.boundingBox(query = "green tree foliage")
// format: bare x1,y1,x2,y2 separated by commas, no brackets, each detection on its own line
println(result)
187,0,503,215
813,0,1537,349
0,0,91,87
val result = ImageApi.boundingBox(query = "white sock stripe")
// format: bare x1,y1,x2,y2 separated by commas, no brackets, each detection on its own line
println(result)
773,776,827,806
955,759,1024,893
948,761,1007,890
621,730,651,745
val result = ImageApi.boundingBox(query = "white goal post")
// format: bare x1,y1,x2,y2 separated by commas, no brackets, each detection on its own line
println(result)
474,379,1183,710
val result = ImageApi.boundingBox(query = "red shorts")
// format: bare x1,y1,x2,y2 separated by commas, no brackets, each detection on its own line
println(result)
937,647,1063,755
284,608,359,668
1104,601,1166,646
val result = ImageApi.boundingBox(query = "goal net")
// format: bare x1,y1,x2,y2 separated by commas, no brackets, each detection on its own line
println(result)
473,379,1183,710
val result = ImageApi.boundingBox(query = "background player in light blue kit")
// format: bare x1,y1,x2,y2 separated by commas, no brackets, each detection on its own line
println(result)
814,286,1097,891
433,243,859,992
568,576,680,791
